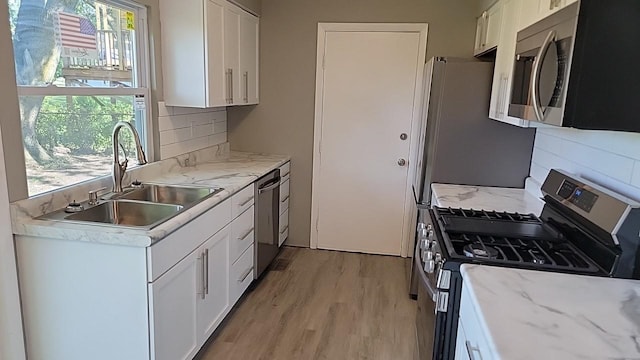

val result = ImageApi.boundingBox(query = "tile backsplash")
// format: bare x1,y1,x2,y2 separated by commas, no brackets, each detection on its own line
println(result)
158,102,227,159
529,124,640,201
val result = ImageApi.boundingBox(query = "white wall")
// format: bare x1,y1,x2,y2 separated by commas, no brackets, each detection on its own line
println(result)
157,102,228,159
530,124,640,201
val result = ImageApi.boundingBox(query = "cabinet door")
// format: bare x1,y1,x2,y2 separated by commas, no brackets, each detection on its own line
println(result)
485,3,503,50
197,225,231,342
489,0,528,127
473,13,486,55
205,0,227,107
149,249,200,360
455,320,471,360
224,5,241,105
240,13,259,104
519,0,542,30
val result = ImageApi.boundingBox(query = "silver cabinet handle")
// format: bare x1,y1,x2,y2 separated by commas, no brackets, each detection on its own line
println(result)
204,249,209,295
465,341,483,360
397,158,407,166
281,195,290,203
280,226,288,235
237,227,254,241
481,11,488,48
243,71,249,103
229,68,234,104
531,30,556,123
226,68,233,104
199,253,205,299
238,196,254,207
238,267,253,283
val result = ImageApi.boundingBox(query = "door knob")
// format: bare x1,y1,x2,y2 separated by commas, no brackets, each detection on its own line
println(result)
398,158,407,166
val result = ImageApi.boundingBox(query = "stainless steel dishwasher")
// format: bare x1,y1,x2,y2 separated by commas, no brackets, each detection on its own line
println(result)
254,169,281,278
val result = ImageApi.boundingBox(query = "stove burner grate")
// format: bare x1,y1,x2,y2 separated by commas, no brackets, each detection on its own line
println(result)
437,207,540,223
447,233,597,271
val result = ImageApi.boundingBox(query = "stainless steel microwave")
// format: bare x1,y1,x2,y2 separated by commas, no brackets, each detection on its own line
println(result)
508,1,640,133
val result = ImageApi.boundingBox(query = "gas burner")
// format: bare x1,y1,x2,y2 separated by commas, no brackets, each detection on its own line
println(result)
463,244,499,259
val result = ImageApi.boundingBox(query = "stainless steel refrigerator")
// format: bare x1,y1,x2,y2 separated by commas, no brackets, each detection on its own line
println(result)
416,57,536,204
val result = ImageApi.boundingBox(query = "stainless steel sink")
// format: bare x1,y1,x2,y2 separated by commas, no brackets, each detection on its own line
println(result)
65,201,183,228
110,184,223,207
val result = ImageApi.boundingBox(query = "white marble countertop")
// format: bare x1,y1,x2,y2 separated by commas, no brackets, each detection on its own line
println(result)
431,183,545,215
11,149,289,247
461,264,640,360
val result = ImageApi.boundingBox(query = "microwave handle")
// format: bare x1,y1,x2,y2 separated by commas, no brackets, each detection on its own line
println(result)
531,30,557,122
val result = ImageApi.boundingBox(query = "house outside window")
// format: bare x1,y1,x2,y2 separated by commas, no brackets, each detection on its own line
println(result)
7,0,151,196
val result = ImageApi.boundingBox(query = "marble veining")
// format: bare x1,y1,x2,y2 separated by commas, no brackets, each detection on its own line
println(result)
10,143,290,247
431,183,545,215
461,264,640,360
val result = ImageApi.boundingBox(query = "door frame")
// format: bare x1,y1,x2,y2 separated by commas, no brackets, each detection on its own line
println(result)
310,23,428,257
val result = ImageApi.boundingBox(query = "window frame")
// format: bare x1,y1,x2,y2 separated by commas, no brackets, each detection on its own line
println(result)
12,0,155,196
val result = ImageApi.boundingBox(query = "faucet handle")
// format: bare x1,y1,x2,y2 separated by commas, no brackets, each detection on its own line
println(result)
118,143,128,163
88,187,108,205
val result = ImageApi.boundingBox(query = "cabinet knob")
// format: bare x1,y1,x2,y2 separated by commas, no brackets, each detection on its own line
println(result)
397,158,407,166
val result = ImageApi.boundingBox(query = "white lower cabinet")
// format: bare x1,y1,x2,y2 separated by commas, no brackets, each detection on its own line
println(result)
278,162,291,247
196,227,231,342
16,185,256,360
456,281,493,360
455,320,471,360
149,249,201,360
230,244,255,304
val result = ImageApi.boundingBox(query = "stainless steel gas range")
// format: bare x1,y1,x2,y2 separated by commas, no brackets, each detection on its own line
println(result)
414,169,640,359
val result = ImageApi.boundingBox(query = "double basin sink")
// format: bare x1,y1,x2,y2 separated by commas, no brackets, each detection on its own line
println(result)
42,184,224,229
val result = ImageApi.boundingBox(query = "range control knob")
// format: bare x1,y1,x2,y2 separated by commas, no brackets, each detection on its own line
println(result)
426,224,433,231
420,239,429,250
422,250,433,261
417,223,426,230
424,259,435,273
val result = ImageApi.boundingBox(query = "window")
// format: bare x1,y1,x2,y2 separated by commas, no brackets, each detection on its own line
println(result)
7,0,150,196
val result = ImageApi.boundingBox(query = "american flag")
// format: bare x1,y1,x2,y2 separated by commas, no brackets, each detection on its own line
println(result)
56,12,97,50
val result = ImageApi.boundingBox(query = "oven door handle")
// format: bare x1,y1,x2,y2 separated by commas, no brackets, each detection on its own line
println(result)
415,253,438,303
531,30,557,123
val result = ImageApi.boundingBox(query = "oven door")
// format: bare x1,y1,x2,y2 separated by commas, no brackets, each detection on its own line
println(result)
415,254,443,359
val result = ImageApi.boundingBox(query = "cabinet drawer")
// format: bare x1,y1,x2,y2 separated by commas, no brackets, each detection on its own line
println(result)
230,206,254,263
279,209,289,247
147,198,232,282
279,162,290,177
230,244,254,304
279,179,290,215
459,284,493,359
232,185,254,219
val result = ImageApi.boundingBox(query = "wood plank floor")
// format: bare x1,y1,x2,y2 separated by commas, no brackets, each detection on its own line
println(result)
198,247,418,360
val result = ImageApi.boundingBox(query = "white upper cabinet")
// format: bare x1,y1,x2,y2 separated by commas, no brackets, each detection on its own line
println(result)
224,4,241,105
474,2,503,56
519,0,578,30
160,0,259,108
488,0,530,128
240,14,259,104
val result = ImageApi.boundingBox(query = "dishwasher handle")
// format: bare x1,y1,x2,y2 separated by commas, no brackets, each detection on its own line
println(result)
258,178,281,193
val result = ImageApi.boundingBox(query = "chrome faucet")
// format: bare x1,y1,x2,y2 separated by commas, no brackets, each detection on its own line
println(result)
112,121,147,192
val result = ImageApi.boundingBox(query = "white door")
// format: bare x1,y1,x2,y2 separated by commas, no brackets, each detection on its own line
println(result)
196,226,230,342
313,24,427,255
149,249,200,360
